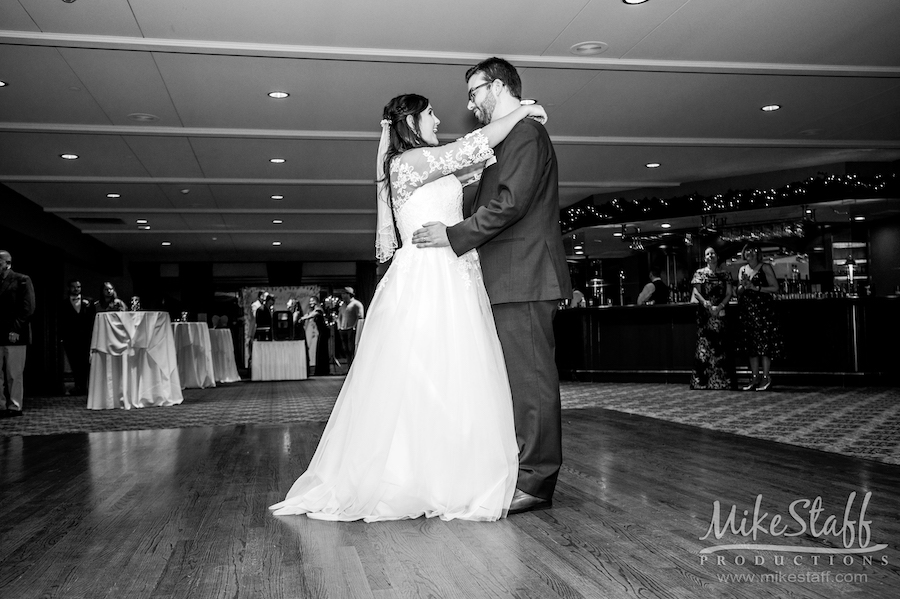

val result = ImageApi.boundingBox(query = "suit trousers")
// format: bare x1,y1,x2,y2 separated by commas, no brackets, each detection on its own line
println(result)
1,345,27,411
491,300,562,500
63,339,90,393
338,329,356,366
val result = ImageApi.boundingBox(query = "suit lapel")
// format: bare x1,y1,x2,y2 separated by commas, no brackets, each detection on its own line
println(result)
0,272,13,297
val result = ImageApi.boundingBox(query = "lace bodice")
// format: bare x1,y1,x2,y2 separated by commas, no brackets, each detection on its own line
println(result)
393,175,464,245
387,130,492,245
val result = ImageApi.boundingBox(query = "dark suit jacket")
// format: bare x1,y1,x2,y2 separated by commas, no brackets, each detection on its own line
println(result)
255,307,274,331
60,296,96,345
0,269,36,346
446,118,572,305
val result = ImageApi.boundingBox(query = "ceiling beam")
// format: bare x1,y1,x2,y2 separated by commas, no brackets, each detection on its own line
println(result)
3,30,899,77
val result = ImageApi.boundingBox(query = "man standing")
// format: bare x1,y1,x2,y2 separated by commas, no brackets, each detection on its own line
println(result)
60,279,95,395
338,287,365,367
636,267,670,306
412,57,571,514
0,250,36,418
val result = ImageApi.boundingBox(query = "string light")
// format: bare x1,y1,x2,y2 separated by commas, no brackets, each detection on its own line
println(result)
559,170,898,234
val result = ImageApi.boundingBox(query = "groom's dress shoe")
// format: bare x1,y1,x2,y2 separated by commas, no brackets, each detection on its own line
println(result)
508,489,552,515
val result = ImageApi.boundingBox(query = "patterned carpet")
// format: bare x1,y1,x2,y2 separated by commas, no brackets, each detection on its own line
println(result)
2,378,898,465
560,382,900,465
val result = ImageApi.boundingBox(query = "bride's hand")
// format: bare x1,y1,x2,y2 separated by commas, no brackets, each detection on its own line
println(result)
522,102,547,124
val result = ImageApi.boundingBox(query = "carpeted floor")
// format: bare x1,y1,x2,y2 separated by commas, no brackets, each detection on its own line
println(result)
2,378,898,465
560,381,900,465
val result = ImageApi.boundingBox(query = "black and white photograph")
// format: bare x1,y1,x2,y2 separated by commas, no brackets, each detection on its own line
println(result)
1,1,899,598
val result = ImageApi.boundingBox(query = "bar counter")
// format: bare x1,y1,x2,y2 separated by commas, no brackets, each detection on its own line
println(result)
553,297,899,385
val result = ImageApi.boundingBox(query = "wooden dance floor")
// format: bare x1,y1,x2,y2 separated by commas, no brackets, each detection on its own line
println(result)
1,382,898,598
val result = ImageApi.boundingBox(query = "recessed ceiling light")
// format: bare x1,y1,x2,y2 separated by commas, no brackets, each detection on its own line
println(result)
645,162,661,168
269,158,286,164
268,91,289,99
661,223,672,229
139,225,151,230
271,195,284,200
161,241,171,246
853,216,866,221
575,250,584,255
212,237,218,241
180,189,190,194
60,153,79,160
570,41,608,56
574,245,583,250
613,232,623,237
272,241,282,246
128,113,159,122
0,81,7,87
272,219,283,224
623,0,649,4
761,104,781,112
136,219,148,224
107,193,120,198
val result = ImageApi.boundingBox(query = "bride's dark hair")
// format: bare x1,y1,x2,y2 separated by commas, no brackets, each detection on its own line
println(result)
380,94,430,192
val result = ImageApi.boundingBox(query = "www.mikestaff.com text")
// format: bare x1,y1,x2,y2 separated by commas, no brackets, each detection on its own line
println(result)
716,571,867,584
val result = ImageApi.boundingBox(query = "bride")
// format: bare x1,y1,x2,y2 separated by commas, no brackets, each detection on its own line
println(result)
269,93,546,522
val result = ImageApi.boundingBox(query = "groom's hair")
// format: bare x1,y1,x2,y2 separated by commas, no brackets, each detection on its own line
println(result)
465,57,522,99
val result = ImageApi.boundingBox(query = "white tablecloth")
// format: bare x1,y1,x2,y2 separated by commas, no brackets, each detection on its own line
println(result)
88,311,184,410
209,328,241,383
171,322,216,389
251,341,307,381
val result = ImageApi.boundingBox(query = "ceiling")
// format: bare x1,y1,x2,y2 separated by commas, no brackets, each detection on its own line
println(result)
1,0,899,263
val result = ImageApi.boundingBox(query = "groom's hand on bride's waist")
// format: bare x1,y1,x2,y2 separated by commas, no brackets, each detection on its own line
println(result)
412,222,450,248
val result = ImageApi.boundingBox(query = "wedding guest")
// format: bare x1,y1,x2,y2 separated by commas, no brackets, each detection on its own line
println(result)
60,279,95,396
298,297,330,376
254,294,275,341
298,297,321,372
96,282,126,312
338,287,365,366
736,243,783,391
248,290,268,360
570,288,586,308
690,247,735,390
250,290,267,316
637,267,670,305
287,298,306,342
0,250,35,418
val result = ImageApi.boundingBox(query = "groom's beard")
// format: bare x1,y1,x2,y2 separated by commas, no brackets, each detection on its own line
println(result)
474,92,496,125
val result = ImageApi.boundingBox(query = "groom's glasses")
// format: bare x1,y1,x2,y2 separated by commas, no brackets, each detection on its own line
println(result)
467,80,494,104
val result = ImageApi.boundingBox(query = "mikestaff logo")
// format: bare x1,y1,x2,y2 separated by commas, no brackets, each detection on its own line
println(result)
698,491,889,568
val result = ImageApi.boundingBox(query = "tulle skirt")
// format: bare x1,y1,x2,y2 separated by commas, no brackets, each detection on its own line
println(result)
269,245,518,521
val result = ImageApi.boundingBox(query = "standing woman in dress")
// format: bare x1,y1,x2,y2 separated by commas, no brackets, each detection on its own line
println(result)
690,247,735,390
736,243,782,391
298,297,322,374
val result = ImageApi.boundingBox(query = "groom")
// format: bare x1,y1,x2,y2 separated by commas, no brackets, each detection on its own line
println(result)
412,57,571,514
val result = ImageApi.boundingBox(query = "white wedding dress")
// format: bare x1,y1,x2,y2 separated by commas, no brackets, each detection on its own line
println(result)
270,132,517,522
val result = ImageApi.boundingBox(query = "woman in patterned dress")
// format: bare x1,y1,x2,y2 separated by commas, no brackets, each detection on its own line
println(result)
736,243,782,391
690,247,735,390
